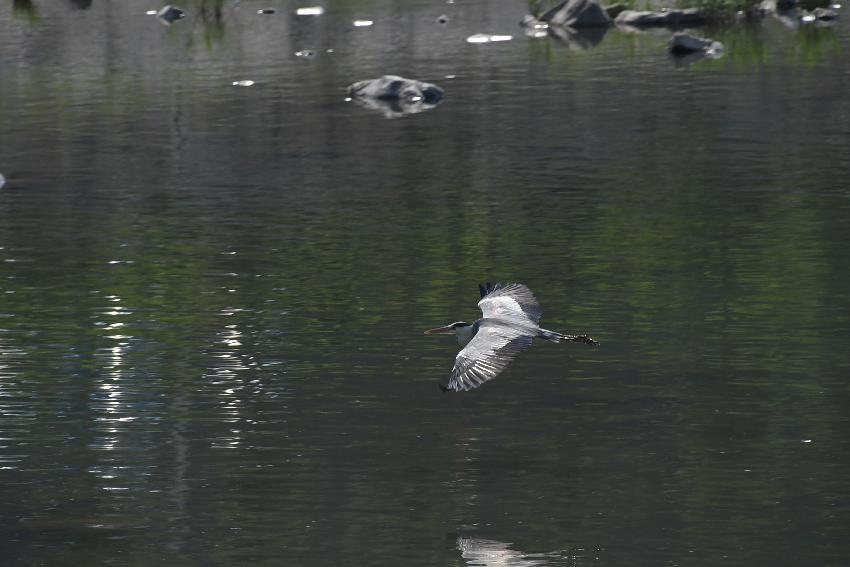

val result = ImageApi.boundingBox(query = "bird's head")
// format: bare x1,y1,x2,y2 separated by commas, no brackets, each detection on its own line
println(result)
424,321,473,336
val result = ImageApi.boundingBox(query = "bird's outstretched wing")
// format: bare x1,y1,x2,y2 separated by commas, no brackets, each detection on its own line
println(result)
477,282,542,325
442,321,534,392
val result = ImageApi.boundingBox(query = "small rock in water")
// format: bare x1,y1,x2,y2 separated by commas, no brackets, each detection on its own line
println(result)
156,5,185,25
521,17,550,38
295,50,316,58
353,19,373,27
347,75,445,118
520,13,552,38
232,80,255,87
295,6,324,16
257,8,275,14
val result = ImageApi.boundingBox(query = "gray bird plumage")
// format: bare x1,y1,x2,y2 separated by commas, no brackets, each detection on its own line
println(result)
425,283,597,392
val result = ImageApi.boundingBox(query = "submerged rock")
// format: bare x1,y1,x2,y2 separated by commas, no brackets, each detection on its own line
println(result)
669,32,715,52
669,32,723,65
347,75,444,118
538,0,612,27
615,8,707,27
157,5,185,24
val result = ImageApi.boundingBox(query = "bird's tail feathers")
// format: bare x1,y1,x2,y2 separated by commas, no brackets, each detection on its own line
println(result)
539,329,598,346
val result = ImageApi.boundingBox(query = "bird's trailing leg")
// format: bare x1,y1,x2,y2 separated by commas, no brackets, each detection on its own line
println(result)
563,334,598,346
539,329,599,346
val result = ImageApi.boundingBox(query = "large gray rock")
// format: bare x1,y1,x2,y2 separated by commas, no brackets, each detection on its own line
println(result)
615,8,707,27
539,0,612,27
347,75,444,118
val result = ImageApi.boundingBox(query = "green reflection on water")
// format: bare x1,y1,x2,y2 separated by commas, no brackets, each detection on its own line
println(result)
1,1,850,565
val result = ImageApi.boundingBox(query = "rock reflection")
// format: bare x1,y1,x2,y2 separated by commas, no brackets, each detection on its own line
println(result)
192,0,226,48
348,96,442,119
670,42,724,68
546,25,608,50
457,538,559,566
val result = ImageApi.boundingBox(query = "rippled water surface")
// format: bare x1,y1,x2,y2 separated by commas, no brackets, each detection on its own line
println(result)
1,1,849,565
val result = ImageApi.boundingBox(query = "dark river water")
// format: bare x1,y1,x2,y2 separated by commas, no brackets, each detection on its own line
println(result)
2,0,850,565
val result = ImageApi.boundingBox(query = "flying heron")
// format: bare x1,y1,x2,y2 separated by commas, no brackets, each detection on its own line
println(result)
425,282,597,392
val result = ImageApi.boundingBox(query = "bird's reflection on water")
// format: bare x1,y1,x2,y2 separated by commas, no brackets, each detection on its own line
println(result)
457,538,573,567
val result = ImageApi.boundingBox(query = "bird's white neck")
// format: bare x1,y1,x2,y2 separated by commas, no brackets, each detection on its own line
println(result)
456,324,475,346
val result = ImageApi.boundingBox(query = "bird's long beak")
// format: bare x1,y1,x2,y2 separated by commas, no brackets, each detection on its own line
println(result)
424,325,454,335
